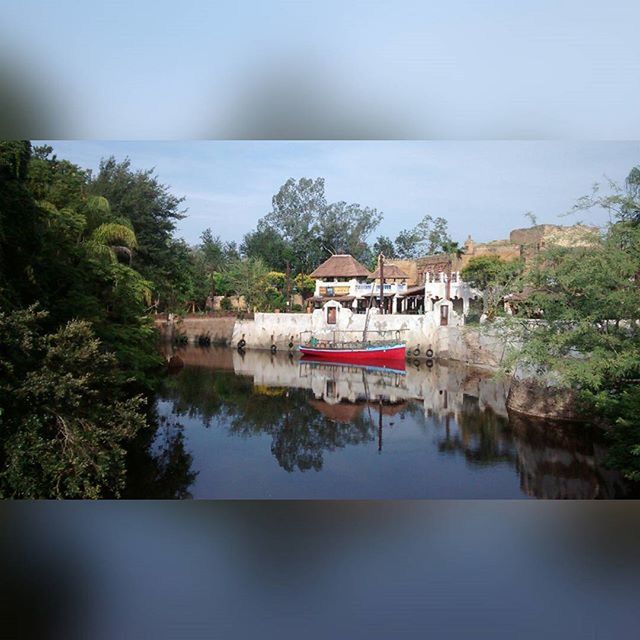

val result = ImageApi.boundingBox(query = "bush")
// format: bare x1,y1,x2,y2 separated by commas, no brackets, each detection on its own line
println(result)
220,296,233,311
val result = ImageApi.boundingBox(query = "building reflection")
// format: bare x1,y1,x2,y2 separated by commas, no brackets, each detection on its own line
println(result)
155,346,636,498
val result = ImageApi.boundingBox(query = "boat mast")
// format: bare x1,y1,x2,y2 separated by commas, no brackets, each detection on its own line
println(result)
379,252,385,315
363,253,383,342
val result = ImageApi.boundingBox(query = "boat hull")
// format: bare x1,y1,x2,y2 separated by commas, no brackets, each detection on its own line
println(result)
299,343,406,364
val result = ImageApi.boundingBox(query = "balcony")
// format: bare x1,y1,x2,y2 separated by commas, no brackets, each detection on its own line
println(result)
354,283,407,295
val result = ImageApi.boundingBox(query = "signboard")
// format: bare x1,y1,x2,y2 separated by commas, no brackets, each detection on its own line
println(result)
320,286,350,297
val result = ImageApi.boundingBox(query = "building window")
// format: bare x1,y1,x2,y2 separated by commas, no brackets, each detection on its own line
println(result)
327,306,337,324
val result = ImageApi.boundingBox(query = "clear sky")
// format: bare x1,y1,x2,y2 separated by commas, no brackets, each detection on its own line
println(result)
42,141,639,246
6,1,640,138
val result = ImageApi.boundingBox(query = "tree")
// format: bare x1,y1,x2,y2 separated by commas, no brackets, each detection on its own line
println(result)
461,255,523,319
241,224,293,271
89,156,186,307
225,257,270,311
263,177,327,272
317,200,382,262
371,236,398,262
259,177,383,272
395,215,451,259
569,166,640,225
0,142,166,497
0,309,147,498
501,169,640,481
294,273,315,299
199,228,225,271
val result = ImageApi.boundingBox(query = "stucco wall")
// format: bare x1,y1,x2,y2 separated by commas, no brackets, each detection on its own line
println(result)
231,303,461,354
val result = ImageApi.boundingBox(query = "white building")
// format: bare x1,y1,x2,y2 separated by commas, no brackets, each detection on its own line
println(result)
309,254,410,313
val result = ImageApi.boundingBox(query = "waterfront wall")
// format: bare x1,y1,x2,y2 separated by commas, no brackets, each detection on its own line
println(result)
154,315,236,345
232,306,449,355
155,307,508,369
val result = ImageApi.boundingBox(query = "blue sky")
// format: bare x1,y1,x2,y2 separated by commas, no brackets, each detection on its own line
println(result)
42,141,640,246
6,1,640,138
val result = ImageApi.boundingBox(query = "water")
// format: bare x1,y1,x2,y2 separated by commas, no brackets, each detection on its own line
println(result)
127,346,636,499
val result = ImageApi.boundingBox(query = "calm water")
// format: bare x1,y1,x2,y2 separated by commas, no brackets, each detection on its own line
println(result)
126,346,636,499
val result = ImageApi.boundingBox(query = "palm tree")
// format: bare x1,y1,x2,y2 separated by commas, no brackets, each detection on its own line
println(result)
84,195,138,265
87,221,138,264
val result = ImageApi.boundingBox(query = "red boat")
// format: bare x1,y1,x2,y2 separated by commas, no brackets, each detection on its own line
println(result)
299,340,406,365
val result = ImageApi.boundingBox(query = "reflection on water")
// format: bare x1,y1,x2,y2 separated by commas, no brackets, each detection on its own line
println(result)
125,346,637,499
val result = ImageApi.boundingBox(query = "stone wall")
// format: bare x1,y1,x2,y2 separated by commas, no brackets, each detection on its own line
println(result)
443,325,513,368
154,316,236,345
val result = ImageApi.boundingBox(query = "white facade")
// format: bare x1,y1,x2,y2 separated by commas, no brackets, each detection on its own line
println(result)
313,279,407,298
313,278,408,313
423,270,481,314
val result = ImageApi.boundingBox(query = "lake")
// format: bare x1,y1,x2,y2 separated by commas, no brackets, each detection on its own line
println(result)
124,346,636,499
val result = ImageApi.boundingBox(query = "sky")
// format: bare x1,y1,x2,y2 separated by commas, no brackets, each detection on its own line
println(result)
5,1,640,138
42,141,639,246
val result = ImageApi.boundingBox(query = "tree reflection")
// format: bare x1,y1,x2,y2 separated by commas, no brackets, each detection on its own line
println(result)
157,366,376,472
123,406,198,499
228,389,374,472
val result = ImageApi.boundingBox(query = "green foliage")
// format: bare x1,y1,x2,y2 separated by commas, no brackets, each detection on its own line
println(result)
241,224,293,271
260,177,383,272
293,273,315,298
89,156,186,307
501,171,640,480
0,142,167,497
395,214,451,259
225,257,270,311
0,309,147,498
461,255,524,319
371,236,398,261
220,296,233,311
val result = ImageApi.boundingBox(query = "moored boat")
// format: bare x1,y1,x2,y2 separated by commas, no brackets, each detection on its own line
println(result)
299,340,406,364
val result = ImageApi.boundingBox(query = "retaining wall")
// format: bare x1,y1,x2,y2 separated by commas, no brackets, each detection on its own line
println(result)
156,308,506,369
154,316,236,345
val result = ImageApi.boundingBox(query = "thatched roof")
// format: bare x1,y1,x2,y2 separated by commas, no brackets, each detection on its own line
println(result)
370,263,409,280
309,254,372,279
